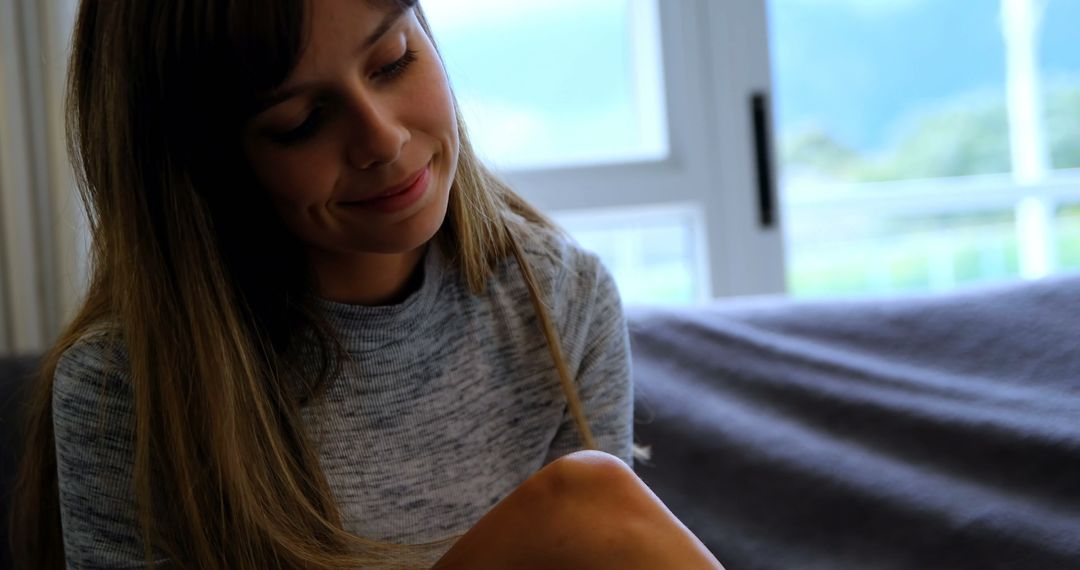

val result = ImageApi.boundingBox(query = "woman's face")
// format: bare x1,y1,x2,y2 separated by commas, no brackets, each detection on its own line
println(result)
243,0,458,258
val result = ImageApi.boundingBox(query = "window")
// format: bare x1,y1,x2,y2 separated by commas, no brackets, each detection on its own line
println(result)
422,0,666,170
770,0,1080,297
425,0,786,303
555,205,706,304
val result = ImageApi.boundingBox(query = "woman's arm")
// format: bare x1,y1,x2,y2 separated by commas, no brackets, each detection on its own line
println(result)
543,253,634,466
52,337,166,568
432,450,725,570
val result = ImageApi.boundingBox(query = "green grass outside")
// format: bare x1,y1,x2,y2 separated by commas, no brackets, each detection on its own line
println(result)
784,229,1080,298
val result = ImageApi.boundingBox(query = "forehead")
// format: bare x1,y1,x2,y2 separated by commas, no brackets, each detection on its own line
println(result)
289,0,406,75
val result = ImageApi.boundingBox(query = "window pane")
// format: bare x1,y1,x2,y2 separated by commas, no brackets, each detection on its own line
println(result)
1041,0,1080,171
769,0,1011,185
1057,204,1080,269
771,0,1080,298
422,0,667,170
553,206,704,305
787,208,1020,298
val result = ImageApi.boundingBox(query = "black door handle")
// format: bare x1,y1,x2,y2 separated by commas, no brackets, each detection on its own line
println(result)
751,91,777,228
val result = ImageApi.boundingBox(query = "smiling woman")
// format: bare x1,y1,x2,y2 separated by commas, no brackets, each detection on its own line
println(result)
8,0,719,569
242,0,460,305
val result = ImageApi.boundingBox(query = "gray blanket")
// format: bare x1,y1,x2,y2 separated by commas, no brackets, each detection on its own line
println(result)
627,274,1080,570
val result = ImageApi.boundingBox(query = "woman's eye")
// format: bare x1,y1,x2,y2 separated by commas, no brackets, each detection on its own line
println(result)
270,107,324,145
374,48,418,81
261,48,419,145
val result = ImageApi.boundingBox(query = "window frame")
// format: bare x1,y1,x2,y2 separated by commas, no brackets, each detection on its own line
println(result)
478,0,788,300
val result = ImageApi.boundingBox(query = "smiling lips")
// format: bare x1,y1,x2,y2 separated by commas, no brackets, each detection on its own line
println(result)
341,162,432,214
372,167,427,200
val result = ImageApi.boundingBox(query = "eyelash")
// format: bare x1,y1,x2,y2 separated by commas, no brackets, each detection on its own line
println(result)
271,48,419,146
376,48,418,81
273,107,324,145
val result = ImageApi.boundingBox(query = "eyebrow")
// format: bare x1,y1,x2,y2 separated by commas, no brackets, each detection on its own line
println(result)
362,5,407,51
253,7,407,112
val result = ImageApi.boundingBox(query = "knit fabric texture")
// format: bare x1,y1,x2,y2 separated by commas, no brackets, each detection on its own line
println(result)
51,222,633,568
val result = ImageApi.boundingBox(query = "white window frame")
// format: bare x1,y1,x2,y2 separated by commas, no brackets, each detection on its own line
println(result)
493,0,787,300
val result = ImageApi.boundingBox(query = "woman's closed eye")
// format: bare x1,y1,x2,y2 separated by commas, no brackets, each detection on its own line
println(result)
267,48,420,146
375,48,418,81
271,106,326,145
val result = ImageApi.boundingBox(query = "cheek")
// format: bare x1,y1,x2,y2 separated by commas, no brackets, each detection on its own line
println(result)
247,144,340,210
408,57,459,151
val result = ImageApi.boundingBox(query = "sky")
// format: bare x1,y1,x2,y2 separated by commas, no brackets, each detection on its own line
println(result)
422,0,653,169
768,0,1080,154
420,0,1080,166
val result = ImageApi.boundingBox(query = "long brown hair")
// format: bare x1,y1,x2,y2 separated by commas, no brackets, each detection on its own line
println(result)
9,1,615,568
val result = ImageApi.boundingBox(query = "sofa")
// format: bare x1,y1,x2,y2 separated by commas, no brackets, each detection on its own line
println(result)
627,274,1080,569
1,355,37,570
2,273,1079,569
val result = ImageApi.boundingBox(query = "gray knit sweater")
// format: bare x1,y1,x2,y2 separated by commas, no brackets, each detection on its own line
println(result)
51,223,633,568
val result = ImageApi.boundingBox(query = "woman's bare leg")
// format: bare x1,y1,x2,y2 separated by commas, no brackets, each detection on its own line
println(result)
432,450,725,570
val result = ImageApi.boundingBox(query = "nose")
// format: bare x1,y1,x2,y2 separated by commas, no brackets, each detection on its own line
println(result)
344,90,409,170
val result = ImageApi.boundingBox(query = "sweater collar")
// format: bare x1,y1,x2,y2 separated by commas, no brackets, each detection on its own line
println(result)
313,244,446,352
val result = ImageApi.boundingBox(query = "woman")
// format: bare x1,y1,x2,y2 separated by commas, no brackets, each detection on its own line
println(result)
11,0,723,568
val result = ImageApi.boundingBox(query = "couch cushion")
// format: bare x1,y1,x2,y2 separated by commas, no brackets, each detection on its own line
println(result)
1,355,41,570
628,274,1080,570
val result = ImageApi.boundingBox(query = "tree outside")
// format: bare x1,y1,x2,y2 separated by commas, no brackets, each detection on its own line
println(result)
780,79,1080,297
781,80,1080,184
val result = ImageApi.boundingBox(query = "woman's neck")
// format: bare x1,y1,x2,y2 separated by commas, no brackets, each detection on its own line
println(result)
309,244,428,306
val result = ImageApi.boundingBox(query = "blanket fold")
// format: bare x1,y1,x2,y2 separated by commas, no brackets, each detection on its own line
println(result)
629,275,1080,570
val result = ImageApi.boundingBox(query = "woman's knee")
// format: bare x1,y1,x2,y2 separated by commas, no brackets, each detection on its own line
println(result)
532,450,633,495
528,450,651,520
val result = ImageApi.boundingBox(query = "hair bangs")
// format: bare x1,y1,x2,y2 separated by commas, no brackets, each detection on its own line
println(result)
227,0,419,113
222,0,307,108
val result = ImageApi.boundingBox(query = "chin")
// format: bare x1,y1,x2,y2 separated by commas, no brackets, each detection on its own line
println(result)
351,192,450,254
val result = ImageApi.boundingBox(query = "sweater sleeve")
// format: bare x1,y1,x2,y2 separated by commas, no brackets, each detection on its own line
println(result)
52,336,166,568
542,255,634,468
